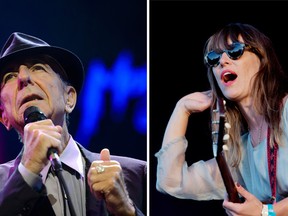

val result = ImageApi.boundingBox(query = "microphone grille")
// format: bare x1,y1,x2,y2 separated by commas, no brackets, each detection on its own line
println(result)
24,106,47,125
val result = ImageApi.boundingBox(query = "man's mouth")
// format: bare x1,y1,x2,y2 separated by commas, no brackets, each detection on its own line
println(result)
20,95,43,107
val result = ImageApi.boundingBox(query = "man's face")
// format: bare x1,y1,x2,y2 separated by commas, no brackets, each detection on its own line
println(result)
0,60,72,134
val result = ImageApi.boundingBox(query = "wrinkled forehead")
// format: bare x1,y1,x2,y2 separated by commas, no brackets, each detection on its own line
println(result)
0,54,68,83
1,57,46,72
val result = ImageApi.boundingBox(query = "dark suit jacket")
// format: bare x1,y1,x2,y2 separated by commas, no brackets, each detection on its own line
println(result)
0,143,147,216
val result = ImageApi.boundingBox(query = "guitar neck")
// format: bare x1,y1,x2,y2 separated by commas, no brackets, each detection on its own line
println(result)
216,151,242,203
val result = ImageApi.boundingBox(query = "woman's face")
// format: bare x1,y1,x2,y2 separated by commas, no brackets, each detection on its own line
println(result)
211,36,261,105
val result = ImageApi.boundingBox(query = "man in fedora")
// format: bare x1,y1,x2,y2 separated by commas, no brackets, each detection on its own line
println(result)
0,32,146,216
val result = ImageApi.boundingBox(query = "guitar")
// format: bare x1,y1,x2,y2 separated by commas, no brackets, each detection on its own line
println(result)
212,97,243,203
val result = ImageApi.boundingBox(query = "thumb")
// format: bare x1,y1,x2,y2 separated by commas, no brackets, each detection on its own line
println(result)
100,148,111,161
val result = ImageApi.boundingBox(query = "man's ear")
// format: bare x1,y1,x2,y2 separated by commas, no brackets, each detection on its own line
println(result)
65,86,77,114
0,107,12,130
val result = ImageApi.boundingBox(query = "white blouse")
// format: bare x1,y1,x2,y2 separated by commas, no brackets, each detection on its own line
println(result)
155,100,288,202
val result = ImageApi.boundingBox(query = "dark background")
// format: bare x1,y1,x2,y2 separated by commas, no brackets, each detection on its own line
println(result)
150,1,288,215
0,1,146,163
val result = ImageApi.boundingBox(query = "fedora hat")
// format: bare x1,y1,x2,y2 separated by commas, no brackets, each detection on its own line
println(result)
0,32,84,93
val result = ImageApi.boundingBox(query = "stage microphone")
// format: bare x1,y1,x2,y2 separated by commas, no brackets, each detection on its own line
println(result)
23,106,62,172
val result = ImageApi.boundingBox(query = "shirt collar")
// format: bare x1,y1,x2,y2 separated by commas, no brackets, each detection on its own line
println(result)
40,135,84,182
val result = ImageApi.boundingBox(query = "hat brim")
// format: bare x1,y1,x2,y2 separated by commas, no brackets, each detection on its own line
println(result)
0,46,84,93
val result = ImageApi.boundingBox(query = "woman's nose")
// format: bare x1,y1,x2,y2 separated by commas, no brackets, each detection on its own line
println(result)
219,52,231,66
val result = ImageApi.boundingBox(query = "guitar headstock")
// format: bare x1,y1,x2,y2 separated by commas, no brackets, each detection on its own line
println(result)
212,97,230,157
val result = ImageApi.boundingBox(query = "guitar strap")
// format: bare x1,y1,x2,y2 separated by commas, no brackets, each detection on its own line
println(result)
267,127,278,204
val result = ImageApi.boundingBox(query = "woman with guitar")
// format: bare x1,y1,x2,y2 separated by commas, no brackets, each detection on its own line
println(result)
155,23,288,215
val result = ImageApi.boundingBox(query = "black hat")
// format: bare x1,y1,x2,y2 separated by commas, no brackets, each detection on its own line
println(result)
0,32,84,93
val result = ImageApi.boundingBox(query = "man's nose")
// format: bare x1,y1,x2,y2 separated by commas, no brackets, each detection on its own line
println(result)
18,65,32,89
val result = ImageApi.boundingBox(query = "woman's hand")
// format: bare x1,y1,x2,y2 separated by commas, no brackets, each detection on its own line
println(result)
162,90,213,144
176,90,213,115
223,183,262,216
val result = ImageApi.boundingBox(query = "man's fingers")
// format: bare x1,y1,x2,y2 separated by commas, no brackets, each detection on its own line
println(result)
100,148,111,161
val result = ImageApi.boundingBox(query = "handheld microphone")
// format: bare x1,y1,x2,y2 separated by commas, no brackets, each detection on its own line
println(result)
24,106,76,215
23,106,62,172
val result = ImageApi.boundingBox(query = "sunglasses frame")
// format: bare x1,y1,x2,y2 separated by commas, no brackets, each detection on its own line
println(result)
204,42,250,67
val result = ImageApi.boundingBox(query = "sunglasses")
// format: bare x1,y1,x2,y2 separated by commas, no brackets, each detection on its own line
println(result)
204,42,252,67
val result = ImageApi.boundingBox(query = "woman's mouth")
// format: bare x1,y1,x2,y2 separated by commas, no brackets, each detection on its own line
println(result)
221,71,238,85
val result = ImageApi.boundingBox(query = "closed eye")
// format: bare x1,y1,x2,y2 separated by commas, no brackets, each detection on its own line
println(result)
2,72,18,84
30,64,47,72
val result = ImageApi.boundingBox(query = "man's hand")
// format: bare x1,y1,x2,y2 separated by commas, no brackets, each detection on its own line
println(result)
88,148,136,216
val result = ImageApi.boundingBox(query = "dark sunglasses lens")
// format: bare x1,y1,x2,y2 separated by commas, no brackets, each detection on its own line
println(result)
206,51,221,67
227,43,245,59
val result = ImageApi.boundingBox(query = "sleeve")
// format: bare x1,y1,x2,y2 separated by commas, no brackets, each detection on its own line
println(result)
114,156,147,216
155,136,226,200
133,201,145,216
126,161,146,216
0,166,45,216
18,163,43,191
